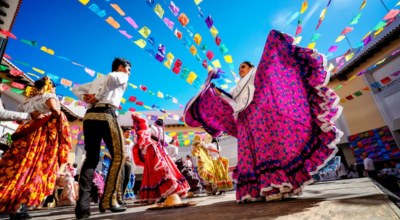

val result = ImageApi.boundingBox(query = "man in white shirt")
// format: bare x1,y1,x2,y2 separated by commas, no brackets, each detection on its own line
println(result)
117,126,135,204
72,58,131,219
362,152,376,180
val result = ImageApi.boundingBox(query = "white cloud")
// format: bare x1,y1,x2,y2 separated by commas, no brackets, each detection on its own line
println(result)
271,10,296,33
302,1,322,26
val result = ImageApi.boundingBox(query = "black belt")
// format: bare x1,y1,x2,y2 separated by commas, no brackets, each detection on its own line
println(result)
92,103,117,109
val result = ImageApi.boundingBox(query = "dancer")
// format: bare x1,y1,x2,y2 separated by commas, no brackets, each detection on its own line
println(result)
131,114,189,204
118,126,135,203
185,30,343,202
73,58,131,219
191,135,233,195
0,76,71,218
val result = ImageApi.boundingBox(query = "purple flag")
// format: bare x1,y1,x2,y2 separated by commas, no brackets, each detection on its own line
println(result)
328,46,338,53
363,35,372,46
169,1,179,16
205,16,213,29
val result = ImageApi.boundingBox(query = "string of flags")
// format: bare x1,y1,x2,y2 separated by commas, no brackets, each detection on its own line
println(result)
332,48,399,92
328,2,400,75
193,0,238,81
80,0,204,89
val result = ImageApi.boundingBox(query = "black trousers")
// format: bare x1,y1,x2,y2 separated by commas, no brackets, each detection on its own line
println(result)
76,107,125,212
119,161,132,201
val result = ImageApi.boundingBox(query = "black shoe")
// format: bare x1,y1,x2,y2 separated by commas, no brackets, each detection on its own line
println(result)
156,197,166,203
9,212,32,220
75,207,91,219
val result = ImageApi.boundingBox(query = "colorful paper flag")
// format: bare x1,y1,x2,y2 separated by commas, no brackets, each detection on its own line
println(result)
139,26,151,38
106,16,120,29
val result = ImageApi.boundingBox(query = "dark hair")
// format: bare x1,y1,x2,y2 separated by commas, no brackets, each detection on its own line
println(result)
241,61,255,68
212,138,220,151
155,119,164,126
73,163,77,168
121,126,132,132
112,57,131,72
34,77,55,90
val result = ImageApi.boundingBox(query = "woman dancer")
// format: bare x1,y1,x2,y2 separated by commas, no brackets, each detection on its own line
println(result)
131,114,189,203
0,76,71,218
185,30,342,202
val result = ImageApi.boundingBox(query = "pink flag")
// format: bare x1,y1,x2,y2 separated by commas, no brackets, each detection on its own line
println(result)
384,9,399,21
11,82,25,90
295,25,302,36
328,46,338,53
341,27,353,35
125,17,138,29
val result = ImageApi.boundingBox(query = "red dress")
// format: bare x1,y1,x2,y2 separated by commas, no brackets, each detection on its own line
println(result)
132,115,189,203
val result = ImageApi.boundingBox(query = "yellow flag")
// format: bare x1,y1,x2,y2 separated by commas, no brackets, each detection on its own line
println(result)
106,16,120,29
40,46,54,55
121,97,126,104
194,0,203,5
320,8,327,20
79,0,89,5
133,39,147,48
221,84,228,89
139,26,151,38
194,33,202,45
340,98,347,103
129,83,138,89
154,4,164,18
328,63,334,72
374,27,384,36
335,35,345,42
376,58,386,65
360,0,367,10
294,36,302,45
396,0,400,6
210,26,219,38
300,0,308,14
348,75,356,81
207,65,213,72
187,72,198,84
224,78,232,83
166,52,174,60
143,105,152,110
189,45,197,55
157,91,164,98
345,52,354,61
307,42,316,49
110,4,125,16
212,59,221,68
32,67,45,74
184,139,190,145
164,59,172,69
97,73,104,78
224,55,233,63
362,31,372,40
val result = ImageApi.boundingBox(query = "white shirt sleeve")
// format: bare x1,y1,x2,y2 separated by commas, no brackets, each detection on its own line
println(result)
0,98,30,121
72,82,92,101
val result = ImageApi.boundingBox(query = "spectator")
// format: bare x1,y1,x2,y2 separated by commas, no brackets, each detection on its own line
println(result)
361,152,376,180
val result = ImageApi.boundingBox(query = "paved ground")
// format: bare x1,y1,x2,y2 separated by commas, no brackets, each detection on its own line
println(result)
2,178,399,220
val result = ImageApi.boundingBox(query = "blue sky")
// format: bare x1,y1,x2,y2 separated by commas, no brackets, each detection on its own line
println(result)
5,0,399,113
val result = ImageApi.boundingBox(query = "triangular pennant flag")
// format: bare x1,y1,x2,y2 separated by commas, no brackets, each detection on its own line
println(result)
349,13,362,25
360,0,367,10
211,59,222,68
40,46,55,55
307,42,316,49
224,55,233,63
